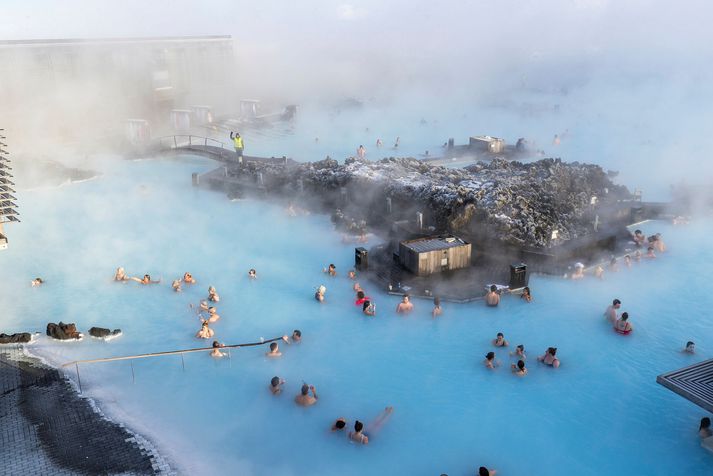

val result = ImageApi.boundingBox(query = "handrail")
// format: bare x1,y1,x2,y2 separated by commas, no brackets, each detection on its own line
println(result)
155,134,230,150
61,335,285,367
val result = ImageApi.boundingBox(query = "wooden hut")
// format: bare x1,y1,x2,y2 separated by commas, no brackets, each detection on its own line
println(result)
399,236,471,277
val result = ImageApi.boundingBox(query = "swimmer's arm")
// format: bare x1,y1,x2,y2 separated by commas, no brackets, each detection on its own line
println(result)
129,277,142,282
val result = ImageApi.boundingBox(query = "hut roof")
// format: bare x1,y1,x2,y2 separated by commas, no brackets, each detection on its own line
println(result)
401,236,469,253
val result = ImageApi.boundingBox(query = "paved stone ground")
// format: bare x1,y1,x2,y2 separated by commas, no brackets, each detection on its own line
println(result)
0,345,174,475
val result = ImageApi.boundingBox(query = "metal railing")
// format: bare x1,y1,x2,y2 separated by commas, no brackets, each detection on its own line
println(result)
156,134,231,150
62,335,286,392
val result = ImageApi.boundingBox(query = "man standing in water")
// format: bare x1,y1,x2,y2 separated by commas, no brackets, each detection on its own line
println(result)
229,131,244,165
604,299,621,324
485,285,500,307
295,383,318,406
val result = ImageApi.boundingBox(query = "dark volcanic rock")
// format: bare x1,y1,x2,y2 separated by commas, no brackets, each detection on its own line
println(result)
88,327,122,339
0,332,31,343
249,156,631,249
46,322,82,340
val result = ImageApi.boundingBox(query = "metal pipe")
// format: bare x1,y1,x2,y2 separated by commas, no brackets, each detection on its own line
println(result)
61,336,286,367
75,362,82,393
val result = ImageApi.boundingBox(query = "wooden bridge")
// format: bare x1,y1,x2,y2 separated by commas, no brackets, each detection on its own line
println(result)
152,134,293,166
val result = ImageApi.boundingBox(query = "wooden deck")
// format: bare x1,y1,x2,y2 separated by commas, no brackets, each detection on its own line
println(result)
657,358,713,413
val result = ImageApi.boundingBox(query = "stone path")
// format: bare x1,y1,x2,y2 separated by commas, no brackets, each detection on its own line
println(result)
0,345,174,475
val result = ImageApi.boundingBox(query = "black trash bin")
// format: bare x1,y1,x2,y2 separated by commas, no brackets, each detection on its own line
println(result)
509,263,528,289
355,247,368,271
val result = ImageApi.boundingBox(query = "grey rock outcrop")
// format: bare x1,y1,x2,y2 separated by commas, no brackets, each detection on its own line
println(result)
244,156,631,249
46,322,82,340
88,327,122,339
0,332,32,344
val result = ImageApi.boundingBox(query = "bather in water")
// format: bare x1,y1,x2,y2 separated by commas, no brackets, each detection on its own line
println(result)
270,376,285,395
210,340,225,358
363,300,376,316
432,296,442,317
196,320,214,339
485,285,500,306
484,352,498,369
295,384,318,406
396,295,413,314
172,280,182,292
183,272,196,284
208,286,220,302
248,269,257,279
315,285,326,302
132,274,161,285
114,267,129,282
538,347,560,368
266,342,282,357
510,344,526,360
511,359,527,377
520,287,532,302
349,407,394,444
493,333,509,347
31,277,44,287
604,299,621,324
614,312,633,335
683,341,695,354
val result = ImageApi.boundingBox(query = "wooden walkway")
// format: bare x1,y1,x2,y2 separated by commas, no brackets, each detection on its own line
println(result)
657,358,713,413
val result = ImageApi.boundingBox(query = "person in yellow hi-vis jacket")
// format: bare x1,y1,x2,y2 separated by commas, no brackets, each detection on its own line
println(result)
229,131,244,164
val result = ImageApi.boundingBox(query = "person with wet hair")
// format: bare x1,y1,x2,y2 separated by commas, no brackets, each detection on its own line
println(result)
493,332,509,347
196,319,214,339
510,344,526,360
355,290,370,306
183,272,196,284
604,299,621,324
248,269,257,279
323,264,337,277
363,300,376,316
291,329,302,343
478,467,497,476
266,342,282,357
172,279,182,292
632,229,647,247
614,312,633,335
432,296,443,317
511,359,527,377
210,340,225,358
203,306,220,323
684,341,695,354
651,233,666,253
485,285,500,307
349,420,369,444
396,294,414,314
646,246,656,259
520,287,532,302
31,277,44,287
208,286,220,302
270,376,285,395
538,347,560,368
332,417,347,431
624,254,632,268
295,383,318,406
484,352,498,369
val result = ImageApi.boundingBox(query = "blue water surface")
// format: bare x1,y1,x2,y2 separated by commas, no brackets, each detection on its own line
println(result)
0,154,711,476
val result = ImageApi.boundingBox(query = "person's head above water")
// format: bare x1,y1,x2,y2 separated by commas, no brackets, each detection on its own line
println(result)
496,332,504,338
270,342,278,351
485,352,495,360
517,360,525,370
212,340,220,348
686,341,695,351
335,419,346,430
402,295,410,303
357,291,365,300
301,384,309,395
621,312,629,321
701,417,711,430
548,347,557,356
479,467,490,476
271,376,280,387
354,420,364,432
517,344,525,352
293,330,301,338
490,285,497,292
613,299,621,307
434,296,441,306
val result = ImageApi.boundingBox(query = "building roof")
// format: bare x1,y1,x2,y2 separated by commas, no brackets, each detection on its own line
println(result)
0,36,232,48
657,358,713,413
401,236,469,253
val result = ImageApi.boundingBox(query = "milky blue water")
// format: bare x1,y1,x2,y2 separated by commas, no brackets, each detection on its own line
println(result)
0,152,711,475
